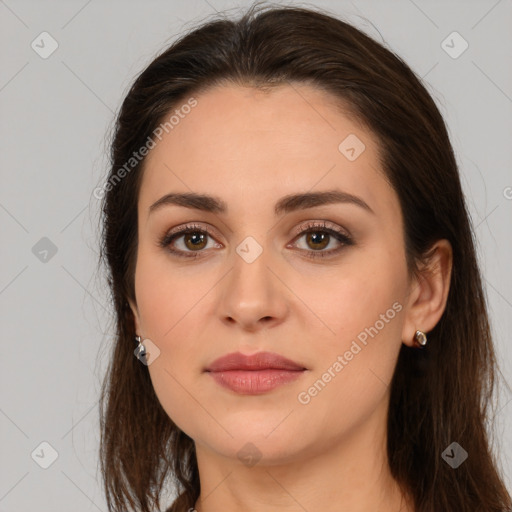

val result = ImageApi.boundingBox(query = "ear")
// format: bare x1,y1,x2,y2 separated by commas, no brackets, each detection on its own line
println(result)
128,298,142,336
401,239,453,347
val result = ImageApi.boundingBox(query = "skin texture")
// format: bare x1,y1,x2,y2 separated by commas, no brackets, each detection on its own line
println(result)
129,84,452,512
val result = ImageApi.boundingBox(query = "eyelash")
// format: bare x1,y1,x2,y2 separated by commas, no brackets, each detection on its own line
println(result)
158,221,354,260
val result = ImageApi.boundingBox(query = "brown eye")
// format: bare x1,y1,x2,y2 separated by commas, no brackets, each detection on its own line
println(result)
160,221,353,260
305,231,330,251
159,224,222,258
183,232,208,251
291,221,354,259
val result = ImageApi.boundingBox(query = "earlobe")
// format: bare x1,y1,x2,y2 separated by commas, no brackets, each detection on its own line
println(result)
401,239,453,348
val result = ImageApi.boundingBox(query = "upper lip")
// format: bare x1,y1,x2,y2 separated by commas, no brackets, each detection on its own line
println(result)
205,351,306,372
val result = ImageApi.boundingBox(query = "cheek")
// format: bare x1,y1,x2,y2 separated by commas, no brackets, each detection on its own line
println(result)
293,249,407,408
133,255,216,436
133,250,224,384
134,249,212,339
295,249,407,353
296,255,406,434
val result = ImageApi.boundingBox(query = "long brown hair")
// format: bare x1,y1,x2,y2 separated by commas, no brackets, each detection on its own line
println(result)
97,4,511,511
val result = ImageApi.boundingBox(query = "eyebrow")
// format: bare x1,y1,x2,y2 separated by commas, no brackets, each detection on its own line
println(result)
148,189,374,216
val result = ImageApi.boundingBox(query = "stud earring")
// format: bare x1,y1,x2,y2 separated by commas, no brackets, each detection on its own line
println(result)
413,330,427,348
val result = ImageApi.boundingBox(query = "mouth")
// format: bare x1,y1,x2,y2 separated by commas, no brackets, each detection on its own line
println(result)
204,351,307,395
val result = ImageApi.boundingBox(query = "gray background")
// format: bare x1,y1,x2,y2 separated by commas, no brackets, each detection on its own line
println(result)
1,0,511,510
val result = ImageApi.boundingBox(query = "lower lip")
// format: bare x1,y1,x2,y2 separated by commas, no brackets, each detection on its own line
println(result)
207,369,305,394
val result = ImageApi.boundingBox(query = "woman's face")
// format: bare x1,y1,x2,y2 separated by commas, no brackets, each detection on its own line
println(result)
130,83,415,465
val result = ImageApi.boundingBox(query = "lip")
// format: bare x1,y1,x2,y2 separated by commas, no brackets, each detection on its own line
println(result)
205,351,307,395
205,351,306,372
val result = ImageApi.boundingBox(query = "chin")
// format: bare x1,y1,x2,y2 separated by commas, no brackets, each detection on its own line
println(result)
199,422,310,465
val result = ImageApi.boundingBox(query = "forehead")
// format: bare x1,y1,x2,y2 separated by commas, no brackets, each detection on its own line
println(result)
138,83,396,220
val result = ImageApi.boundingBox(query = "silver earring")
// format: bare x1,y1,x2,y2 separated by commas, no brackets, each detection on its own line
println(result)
413,330,427,348
134,335,146,359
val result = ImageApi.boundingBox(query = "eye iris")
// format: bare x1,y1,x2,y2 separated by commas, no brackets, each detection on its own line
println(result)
184,232,207,250
306,231,329,250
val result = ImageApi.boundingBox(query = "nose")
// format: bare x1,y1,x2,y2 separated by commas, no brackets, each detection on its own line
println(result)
218,242,289,332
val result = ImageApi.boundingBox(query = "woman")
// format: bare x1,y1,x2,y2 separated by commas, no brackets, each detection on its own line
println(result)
97,4,511,511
